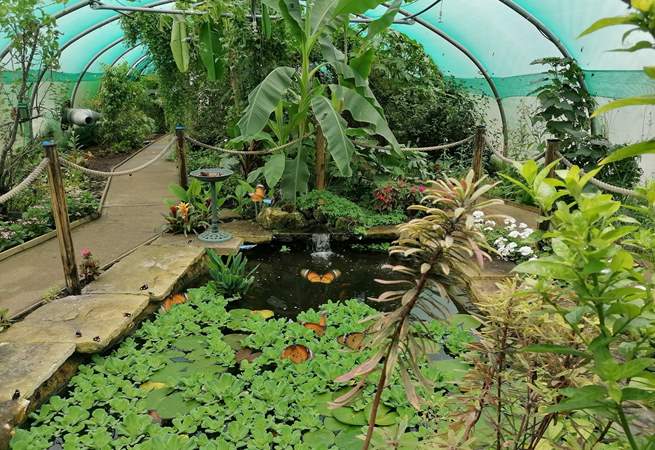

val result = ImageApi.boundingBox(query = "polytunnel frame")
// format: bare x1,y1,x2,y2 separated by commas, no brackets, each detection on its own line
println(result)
0,0,603,148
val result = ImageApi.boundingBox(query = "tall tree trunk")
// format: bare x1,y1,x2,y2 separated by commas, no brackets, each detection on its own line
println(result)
315,126,326,190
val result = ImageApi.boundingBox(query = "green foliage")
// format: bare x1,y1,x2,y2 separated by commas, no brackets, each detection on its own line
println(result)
368,31,481,155
508,160,655,450
94,64,155,154
206,250,257,298
297,189,405,233
531,57,642,189
12,288,472,449
580,1,655,165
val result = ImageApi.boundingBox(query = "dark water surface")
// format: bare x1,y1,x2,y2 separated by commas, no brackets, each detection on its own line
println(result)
231,240,392,318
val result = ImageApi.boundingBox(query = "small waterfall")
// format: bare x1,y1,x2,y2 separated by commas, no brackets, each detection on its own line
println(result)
310,233,333,259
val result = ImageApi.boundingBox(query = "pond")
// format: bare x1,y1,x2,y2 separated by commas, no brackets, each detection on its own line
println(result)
11,239,477,450
233,236,390,318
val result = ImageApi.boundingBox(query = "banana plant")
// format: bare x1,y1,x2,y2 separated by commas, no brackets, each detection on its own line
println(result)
237,0,402,202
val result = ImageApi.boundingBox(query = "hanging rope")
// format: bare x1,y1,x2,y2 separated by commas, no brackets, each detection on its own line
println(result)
58,138,175,178
485,139,545,164
556,151,639,198
354,134,474,152
185,135,300,155
0,158,50,204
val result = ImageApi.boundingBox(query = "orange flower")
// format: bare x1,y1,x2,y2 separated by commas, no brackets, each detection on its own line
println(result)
177,202,191,220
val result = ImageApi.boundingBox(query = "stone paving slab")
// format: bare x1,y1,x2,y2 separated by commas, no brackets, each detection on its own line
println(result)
153,234,242,255
0,294,149,353
0,342,75,402
82,243,205,301
222,220,274,244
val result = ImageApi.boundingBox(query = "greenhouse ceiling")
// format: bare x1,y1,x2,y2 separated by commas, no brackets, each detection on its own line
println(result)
1,0,653,104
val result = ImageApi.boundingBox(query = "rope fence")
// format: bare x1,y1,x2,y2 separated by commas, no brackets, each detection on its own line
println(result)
58,138,176,177
354,134,475,152
556,151,638,198
185,135,300,155
0,157,49,204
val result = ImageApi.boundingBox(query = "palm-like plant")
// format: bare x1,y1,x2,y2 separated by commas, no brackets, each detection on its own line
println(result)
238,0,402,202
332,171,502,449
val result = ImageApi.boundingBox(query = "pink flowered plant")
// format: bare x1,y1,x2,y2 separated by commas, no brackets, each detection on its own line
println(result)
79,248,100,283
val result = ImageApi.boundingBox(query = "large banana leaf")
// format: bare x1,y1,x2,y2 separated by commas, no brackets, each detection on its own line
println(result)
334,0,386,16
281,151,310,201
311,95,354,177
331,85,399,152
264,152,286,188
365,0,401,42
238,67,295,137
262,4,272,39
170,19,190,73
310,0,337,37
264,0,304,43
198,22,224,81
350,48,375,79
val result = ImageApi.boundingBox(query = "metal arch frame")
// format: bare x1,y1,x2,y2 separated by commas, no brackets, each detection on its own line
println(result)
28,0,176,111
109,44,144,68
389,5,509,150
127,54,151,77
70,38,126,105
0,0,94,62
496,0,598,134
136,59,155,77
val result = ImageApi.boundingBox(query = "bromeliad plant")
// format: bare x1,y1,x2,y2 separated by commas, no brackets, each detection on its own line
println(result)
236,0,402,202
508,161,655,449
207,250,258,298
333,171,502,449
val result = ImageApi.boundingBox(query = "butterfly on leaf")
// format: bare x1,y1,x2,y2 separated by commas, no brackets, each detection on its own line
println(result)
300,269,341,284
160,293,187,313
249,184,266,202
303,314,327,336
281,344,312,363
338,332,365,350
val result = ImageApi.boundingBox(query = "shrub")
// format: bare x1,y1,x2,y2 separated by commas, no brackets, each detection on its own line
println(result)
207,251,257,298
94,64,154,153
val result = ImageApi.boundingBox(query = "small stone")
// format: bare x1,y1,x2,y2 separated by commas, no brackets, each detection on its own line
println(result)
257,208,306,230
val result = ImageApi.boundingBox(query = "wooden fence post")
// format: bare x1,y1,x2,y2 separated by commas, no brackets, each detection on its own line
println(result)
43,141,81,295
315,126,327,190
175,125,188,189
471,126,486,182
539,139,561,232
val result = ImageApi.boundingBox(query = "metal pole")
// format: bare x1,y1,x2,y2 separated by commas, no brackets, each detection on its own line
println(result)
43,141,81,294
472,126,486,182
175,125,188,189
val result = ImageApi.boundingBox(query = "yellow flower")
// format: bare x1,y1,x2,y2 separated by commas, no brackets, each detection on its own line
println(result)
177,202,191,220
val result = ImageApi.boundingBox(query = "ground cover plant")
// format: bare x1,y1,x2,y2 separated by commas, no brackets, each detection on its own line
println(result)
11,288,477,450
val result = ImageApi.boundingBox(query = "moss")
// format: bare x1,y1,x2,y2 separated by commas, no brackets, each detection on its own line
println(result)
297,190,405,233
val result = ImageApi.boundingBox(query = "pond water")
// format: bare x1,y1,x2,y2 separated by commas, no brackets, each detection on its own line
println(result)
231,236,391,318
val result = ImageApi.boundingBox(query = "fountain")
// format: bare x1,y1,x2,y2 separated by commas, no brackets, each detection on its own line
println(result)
310,233,333,259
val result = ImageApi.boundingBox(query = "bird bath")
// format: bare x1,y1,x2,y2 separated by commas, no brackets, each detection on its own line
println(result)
190,168,233,243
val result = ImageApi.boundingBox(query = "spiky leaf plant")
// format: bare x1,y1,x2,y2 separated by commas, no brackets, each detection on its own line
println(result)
333,171,502,449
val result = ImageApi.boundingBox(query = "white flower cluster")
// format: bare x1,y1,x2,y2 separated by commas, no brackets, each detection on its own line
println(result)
473,210,536,261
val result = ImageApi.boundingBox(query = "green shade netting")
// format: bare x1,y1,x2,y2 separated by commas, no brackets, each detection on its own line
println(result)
1,0,653,103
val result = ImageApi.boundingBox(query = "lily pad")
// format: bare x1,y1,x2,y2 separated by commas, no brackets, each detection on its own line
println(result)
140,381,168,392
139,387,173,411
324,417,358,433
314,393,333,416
223,333,249,351
364,403,398,426
334,428,363,450
174,335,207,352
448,313,482,330
149,364,188,384
429,359,470,382
252,309,274,319
235,347,262,363
302,430,335,449
152,392,198,420
332,407,367,426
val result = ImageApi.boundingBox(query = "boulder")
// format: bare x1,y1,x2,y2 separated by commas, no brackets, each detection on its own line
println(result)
257,207,306,230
